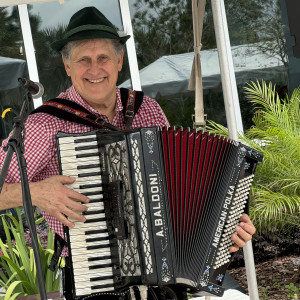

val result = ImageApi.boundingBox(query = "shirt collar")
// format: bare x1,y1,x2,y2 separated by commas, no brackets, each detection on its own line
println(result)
65,85,124,117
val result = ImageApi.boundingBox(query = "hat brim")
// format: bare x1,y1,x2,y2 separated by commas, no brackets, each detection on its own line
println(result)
51,30,130,52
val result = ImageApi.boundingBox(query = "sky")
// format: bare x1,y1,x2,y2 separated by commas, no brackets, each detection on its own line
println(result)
30,0,137,30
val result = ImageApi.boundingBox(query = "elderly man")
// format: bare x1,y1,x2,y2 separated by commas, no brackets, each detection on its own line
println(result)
0,6,255,300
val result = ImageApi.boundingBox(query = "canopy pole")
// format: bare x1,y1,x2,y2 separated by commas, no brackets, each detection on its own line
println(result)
18,4,43,108
210,0,259,299
211,0,243,138
118,0,142,91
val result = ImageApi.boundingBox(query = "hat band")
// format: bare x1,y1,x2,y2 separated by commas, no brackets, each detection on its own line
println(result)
65,24,119,39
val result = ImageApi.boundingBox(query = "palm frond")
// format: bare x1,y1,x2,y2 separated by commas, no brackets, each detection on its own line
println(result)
245,80,300,135
205,120,229,137
250,186,300,232
208,80,300,233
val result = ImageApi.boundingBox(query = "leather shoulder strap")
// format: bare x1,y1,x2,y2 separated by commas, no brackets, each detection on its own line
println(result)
30,98,120,131
120,88,144,129
31,89,144,131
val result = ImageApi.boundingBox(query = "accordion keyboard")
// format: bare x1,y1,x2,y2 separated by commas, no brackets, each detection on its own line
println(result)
57,134,115,297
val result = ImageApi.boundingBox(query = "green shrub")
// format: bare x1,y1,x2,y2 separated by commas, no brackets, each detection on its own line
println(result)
0,208,63,299
207,80,300,233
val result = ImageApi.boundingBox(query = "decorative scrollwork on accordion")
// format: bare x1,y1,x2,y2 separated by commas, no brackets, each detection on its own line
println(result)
105,141,141,277
130,137,154,275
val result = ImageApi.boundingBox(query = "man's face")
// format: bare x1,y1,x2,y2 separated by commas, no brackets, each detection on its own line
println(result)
63,39,124,110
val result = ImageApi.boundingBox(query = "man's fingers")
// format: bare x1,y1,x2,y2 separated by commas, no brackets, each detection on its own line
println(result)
53,206,87,228
54,195,89,225
240,214,256,235
230,243,240,253
68,199,89,212
63,186,90,204
229,214,256,252
56,175,77,185
53,212,77,228
236,224,253,243
230,233,247,253
30,175,91,227
57,176,90,204
64,206,87,223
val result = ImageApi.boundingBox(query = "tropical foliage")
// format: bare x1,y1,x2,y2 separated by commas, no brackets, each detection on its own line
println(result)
207,81,300,233
0,209,63,299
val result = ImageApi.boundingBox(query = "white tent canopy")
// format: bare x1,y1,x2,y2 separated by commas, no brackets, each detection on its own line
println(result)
120,43,286,98
0,56,26,91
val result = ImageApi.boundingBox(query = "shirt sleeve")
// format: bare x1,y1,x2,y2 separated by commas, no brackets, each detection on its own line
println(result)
0,115,57,183
132,95,170,128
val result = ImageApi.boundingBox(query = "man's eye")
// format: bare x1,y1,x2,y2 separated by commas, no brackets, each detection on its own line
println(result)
78,57,90,63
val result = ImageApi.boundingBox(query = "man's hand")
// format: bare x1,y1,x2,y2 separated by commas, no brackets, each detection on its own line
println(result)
29,175,89,228
230,213,256,252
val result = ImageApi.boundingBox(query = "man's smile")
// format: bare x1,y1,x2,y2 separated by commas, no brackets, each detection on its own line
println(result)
86,78,105,83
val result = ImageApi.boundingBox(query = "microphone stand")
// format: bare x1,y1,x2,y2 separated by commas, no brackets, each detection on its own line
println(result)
0,80,47,300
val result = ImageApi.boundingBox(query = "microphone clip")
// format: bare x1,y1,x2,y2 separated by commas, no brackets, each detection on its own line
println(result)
18,77,44,99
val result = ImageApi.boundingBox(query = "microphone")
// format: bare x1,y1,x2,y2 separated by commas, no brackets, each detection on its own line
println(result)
18,78,44,99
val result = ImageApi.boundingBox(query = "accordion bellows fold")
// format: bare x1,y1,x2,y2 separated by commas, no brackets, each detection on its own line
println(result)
56,126,263,299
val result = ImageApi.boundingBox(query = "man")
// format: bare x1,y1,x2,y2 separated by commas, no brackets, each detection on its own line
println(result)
0,6,255,299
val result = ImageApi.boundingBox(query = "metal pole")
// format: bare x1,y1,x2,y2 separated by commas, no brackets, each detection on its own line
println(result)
210,0,243,137
210,0,259,299
118,0,142,91
18,4,43,108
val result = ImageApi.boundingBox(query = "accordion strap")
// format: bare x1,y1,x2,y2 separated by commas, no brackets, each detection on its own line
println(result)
120,88,144,129
30,88,144,130
48,233,66,272
31,98,120,130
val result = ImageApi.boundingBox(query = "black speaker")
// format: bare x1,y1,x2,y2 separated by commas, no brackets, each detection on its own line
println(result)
285,0,300,58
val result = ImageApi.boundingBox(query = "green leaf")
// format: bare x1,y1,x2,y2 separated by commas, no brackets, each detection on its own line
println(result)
0,241,16,276
7,227,38,292
1,217,17,265
4,281,24,300
15,208,26,246
0,269,9,285
0,256,27,283
6,292,25,300
35,216,45,225
46,228,54,251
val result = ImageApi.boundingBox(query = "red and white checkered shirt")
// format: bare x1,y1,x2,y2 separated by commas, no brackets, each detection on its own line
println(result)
0,86,169,256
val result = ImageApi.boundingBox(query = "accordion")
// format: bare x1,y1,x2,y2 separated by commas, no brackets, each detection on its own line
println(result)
56,127,262,299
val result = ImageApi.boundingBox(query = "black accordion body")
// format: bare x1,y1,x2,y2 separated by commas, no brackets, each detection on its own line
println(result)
56,127,262,299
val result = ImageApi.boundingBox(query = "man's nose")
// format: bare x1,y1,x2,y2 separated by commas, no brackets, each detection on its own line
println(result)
89,60,102,74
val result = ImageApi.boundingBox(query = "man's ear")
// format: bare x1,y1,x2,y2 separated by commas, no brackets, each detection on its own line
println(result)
118,50,124,72
62,56,71,76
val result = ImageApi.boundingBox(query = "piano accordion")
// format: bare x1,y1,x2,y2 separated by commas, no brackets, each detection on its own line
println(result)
56,127,262,299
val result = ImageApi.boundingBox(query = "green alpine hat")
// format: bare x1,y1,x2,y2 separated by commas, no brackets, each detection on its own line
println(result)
51,6,130,52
